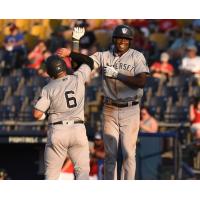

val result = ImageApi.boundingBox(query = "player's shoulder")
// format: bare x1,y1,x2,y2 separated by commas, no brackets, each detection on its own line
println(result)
42,82,52,92
43,78,62,90
129,48,144,58
93,50,111,55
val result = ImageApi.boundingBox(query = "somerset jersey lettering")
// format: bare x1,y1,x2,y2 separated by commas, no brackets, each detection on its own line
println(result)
91,48,149,102
107,62,135,73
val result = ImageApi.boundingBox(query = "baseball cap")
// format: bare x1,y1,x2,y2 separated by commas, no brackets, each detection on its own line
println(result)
186,45,197,52
94,133,102,140
160,52,170,62
183,28,192,35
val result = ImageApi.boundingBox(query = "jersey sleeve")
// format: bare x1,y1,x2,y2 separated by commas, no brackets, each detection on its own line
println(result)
90,52,102,69
34,87,50,112
134,53,150,75
75,64,92,83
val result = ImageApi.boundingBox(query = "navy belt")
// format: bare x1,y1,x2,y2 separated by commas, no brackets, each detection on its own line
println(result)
50,120,84,126
104,99,139,108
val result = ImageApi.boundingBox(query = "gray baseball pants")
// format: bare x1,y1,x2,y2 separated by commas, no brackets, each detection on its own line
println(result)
44,124,90,180
103,104,140,180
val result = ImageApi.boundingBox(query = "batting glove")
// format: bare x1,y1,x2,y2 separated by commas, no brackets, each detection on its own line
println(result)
104,66,118,78
72,27,85,40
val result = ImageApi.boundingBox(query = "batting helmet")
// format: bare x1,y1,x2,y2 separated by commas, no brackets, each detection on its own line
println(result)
45,55,66,78
112,25,133,40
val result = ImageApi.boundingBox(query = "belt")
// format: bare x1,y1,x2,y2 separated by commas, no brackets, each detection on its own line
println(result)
49,120,84,126
104,99,139,108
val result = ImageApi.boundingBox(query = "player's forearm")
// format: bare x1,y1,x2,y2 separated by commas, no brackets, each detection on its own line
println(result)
70,52,94,70
116,72,147,89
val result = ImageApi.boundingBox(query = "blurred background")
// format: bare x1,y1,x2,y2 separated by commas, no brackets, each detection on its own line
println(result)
1,19,200,180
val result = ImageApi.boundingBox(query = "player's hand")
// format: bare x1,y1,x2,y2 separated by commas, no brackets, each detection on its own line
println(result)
104,66,118,78
56,48,71,58
72,27,85,40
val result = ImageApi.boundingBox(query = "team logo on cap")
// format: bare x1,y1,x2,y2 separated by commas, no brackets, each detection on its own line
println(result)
122,28,128,34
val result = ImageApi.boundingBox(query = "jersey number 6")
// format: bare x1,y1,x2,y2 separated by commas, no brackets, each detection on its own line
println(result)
65,91,77,108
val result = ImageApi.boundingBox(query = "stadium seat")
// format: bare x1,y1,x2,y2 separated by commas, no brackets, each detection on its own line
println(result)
145,77,160,93
0,105,15,120
0,86,8,102
22,67,37,79
19,85,37,101
30,24,47,40
6,95,25,112
159,86,179,103
86,86,98,102
2,76,21,92
14,19,31,33
164,105,189,123
30,75,49,87
18,105,34,121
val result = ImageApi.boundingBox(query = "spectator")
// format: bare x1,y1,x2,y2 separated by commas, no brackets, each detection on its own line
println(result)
37,50,52,77
158,19,178,33
3,23,27,73
150,52,174,80
149,25,169,51
190,97,200,140
179,45,200,85
169,27,196,60
89,133,105,180
27,40,47,70
47,26,69,53
59,157,75,180
140,106,158,133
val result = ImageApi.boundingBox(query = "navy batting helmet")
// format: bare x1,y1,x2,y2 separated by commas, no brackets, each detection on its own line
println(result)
112,25,133,40
45,55,66,78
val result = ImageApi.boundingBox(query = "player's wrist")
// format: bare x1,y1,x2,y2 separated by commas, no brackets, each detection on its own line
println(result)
38,113,46,121
72,40,80,52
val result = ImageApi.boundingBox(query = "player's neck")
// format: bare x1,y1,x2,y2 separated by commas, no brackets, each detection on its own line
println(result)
114,49,129,57
56,72,67,79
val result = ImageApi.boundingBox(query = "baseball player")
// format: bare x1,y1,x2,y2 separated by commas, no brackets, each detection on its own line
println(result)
91,25,149,180
33,54,93,180
58,24,149,180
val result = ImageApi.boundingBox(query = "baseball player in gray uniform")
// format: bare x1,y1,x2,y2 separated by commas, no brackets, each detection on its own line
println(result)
33,54,93,180
90,24,149,180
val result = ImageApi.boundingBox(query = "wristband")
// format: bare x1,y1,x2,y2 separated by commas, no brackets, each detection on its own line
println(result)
38,113,46,121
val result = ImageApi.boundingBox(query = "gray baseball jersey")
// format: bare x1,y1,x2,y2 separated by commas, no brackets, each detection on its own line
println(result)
91,48,149,102
34,64,91,123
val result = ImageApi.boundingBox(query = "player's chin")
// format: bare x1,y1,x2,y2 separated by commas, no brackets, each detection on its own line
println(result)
118,47,129,53
117,45,129,51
